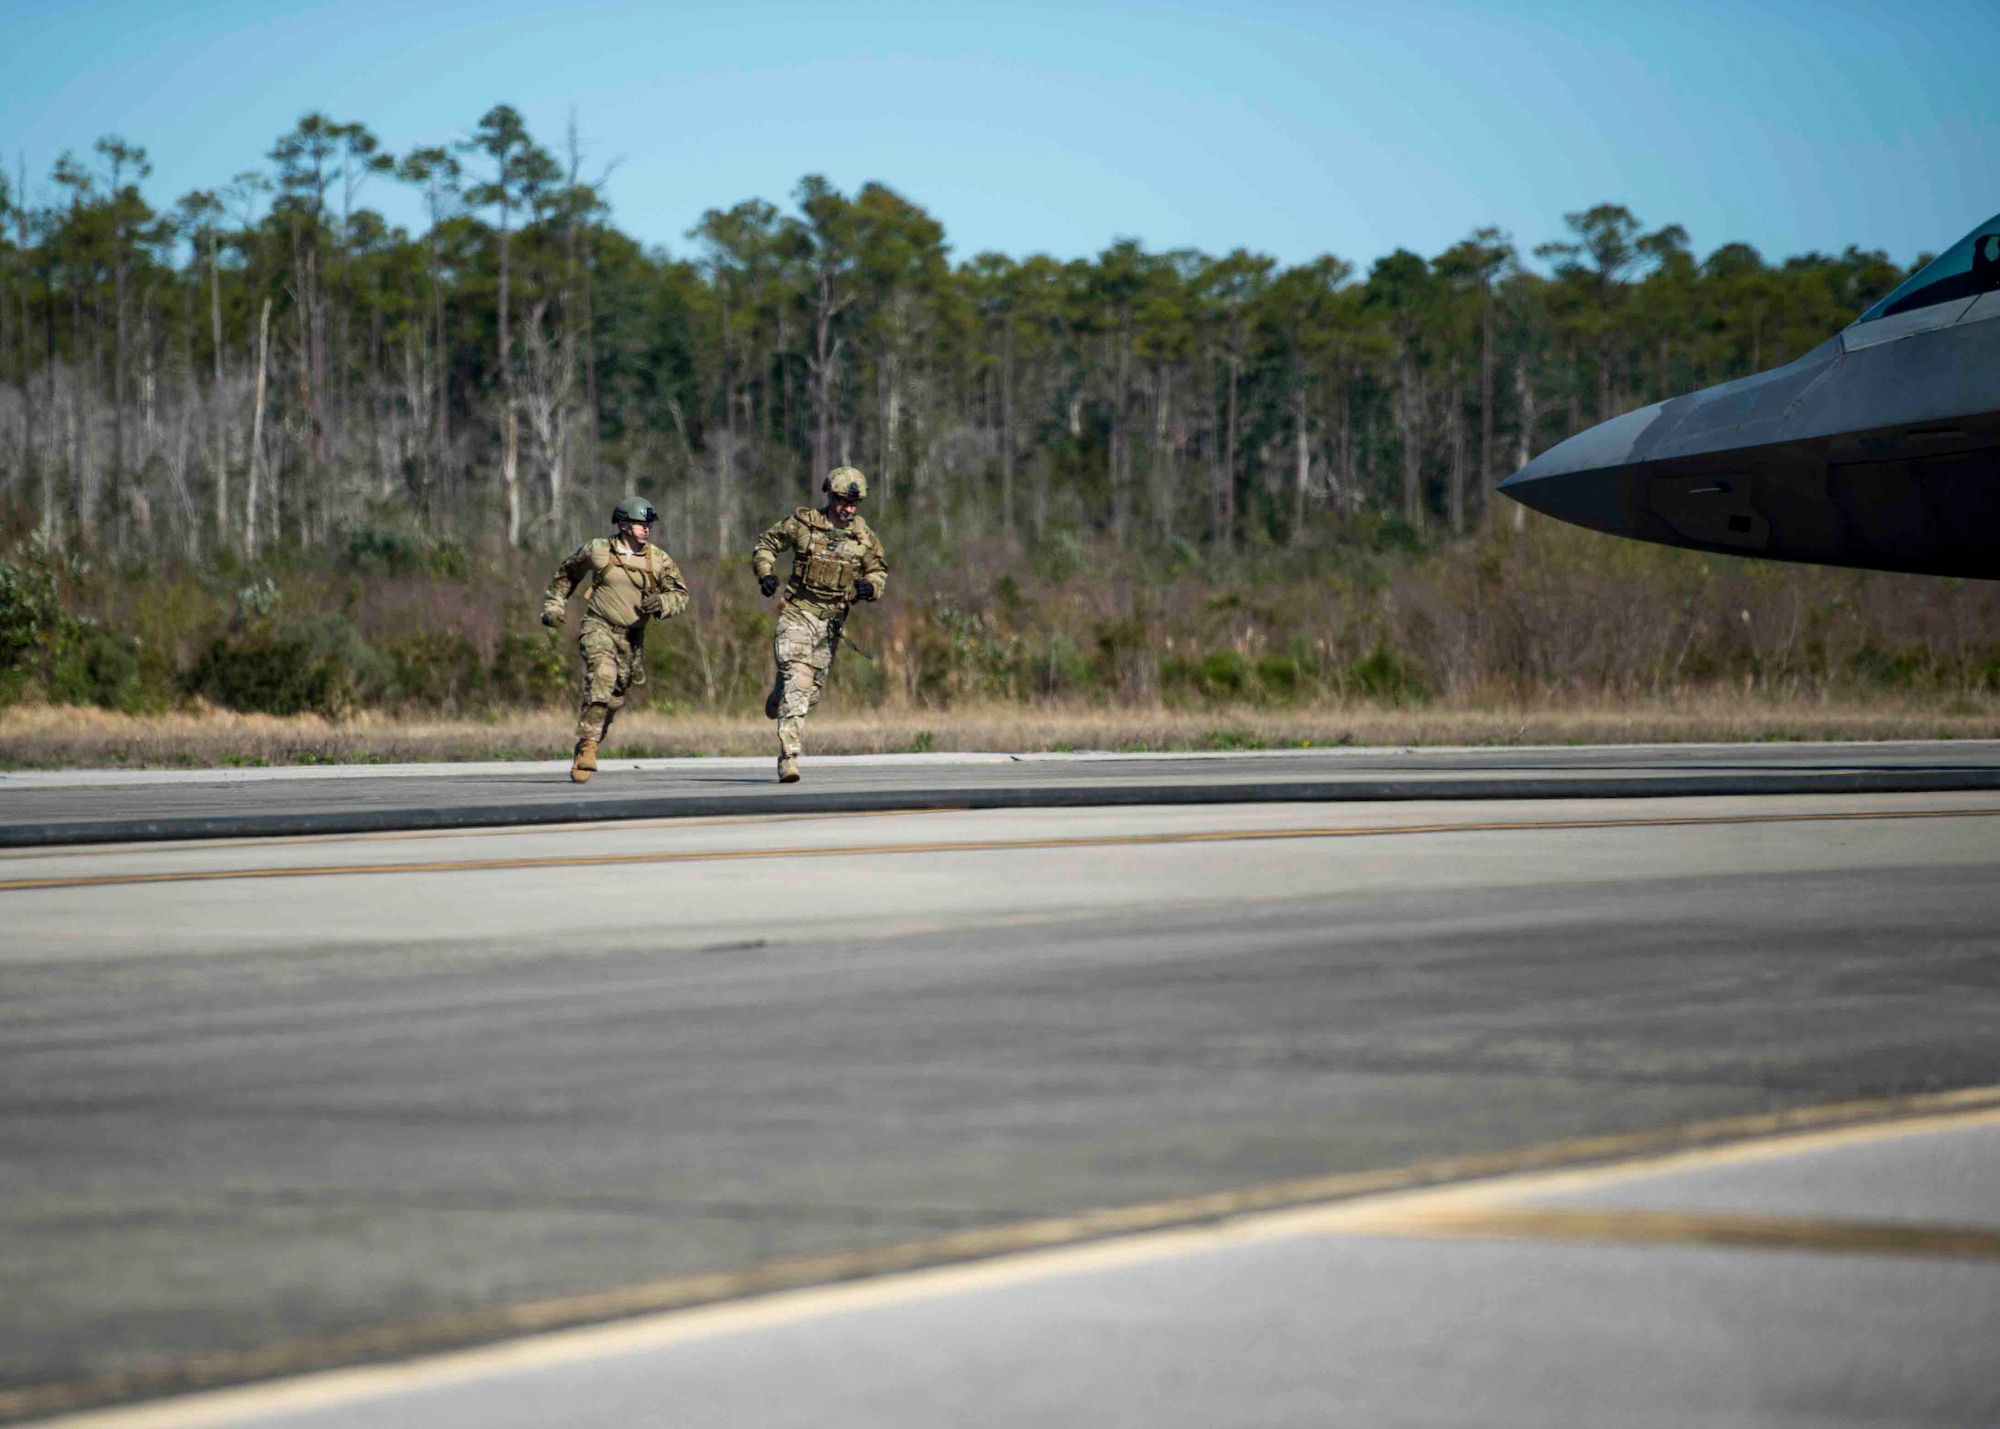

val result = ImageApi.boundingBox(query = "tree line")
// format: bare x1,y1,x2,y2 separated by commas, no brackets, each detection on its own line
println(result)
0,105,1914,566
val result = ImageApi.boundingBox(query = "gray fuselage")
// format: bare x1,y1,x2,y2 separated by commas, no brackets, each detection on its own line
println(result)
1500,215,2000,579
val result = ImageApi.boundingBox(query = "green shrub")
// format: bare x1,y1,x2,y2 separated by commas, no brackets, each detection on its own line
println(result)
828,639,887,709
423,541,472,579
1092,616,1153,699
1848,645,1927,689
236,577,282,617
1195,650,1251,699
0,559,64,668
1349,511,1424,554
0,559,65,703
1025,634,1093,700
489,631,570,708
48,624,146,712
1161,649,1307,704
0,557,172,711
1256,653,1305,700
345,524,421,577
1346,643,1424,702
386,628,486,710
910,604,1018,706
1032,530,1088,581
344,526,470,581
188,615,393,716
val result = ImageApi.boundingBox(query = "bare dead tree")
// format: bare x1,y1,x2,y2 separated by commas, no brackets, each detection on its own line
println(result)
245,297,270,555
519,299,575,539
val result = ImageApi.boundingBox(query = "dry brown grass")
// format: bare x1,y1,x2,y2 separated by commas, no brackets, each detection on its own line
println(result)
5,695,2000,770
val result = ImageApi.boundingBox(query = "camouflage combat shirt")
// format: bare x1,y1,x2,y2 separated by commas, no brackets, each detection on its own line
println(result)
750,507,890,617
543,538,690,633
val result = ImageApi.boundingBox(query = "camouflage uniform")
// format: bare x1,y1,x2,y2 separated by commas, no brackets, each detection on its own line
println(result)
750,505,889,767
542,538,689,749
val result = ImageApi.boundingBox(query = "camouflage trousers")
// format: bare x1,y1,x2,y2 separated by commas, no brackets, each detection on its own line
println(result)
768,604,837,759
575,618,645,744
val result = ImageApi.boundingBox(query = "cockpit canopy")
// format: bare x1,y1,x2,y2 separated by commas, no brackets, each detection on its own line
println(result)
1852,210,2000,324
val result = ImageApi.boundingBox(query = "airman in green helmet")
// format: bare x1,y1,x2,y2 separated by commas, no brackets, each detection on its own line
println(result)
542,496,689,783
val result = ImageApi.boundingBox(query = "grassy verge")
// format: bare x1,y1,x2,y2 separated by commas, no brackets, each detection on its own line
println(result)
4,697,1998,770
12,514,2000,729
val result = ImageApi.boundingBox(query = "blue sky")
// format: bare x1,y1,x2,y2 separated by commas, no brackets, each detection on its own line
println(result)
3,0,1994,271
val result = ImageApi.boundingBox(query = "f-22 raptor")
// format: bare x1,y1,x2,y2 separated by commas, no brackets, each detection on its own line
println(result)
1500,211,2000,579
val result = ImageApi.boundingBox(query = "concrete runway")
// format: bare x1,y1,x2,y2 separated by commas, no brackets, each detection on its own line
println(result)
7,739,2000,844
49,1110,2000,1429
5,771,2000,1422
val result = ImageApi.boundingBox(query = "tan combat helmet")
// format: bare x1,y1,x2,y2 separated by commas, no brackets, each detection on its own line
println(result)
823,467,868,502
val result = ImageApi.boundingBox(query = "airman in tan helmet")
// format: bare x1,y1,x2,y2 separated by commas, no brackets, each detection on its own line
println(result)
749,467,888,782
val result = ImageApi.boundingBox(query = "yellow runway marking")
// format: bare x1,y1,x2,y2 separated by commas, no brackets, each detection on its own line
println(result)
1360,1205,2000,1259
4,804,1997,894
17,1084,2000,1427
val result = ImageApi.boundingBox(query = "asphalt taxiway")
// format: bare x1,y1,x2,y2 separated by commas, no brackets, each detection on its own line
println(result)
5,739,2000,844
46,1104,2000,1428
5,763,1999,1423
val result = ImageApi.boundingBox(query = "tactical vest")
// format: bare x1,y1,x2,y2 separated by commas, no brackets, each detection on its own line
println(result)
791,526,863,603
599,544,665,596
612,544,668,588
581,540,667,633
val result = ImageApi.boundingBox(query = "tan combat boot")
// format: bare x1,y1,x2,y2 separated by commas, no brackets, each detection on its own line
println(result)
571,738,599,784
777,754,800,784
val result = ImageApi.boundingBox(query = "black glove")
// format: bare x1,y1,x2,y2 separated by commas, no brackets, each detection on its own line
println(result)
639,591,666,619
759,574,779,598
853,577,877,602
539,607,563,629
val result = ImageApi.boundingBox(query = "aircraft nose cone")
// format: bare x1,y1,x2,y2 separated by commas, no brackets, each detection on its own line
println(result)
1500,402,1667,536
1504,402,1664,485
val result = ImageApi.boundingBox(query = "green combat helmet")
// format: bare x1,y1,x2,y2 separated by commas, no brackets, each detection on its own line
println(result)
823,467,868,502
613,496,659,525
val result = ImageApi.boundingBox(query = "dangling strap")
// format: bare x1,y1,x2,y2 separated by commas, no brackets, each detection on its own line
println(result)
606,545,658,595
